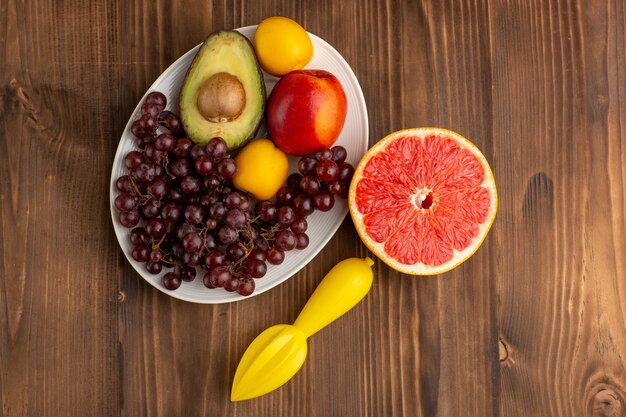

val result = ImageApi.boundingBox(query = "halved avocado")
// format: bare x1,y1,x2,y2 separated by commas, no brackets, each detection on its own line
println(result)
180,30,265,149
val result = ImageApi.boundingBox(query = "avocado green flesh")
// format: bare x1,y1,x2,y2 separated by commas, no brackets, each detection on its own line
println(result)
180,31,265,149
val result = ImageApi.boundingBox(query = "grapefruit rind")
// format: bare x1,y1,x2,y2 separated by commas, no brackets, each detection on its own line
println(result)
348,128,497,275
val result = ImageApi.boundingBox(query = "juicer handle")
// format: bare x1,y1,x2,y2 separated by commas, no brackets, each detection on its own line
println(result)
293,257,374,338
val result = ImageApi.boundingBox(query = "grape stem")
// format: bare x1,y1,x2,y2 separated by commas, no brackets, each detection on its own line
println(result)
127,174,152,206
228,221,256,272
151,223,170,251
259,222,283,244
161,154,176,180
160,252,176,265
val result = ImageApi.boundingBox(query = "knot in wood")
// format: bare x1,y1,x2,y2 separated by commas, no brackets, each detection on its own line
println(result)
592,388,623,417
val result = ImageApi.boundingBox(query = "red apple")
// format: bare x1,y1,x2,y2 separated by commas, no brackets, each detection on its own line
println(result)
267,70,348,155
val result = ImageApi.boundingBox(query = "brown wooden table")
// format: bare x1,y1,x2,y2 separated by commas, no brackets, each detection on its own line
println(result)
2,1,626,416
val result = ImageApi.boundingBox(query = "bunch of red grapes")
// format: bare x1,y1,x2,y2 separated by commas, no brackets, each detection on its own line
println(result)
113,91,355,296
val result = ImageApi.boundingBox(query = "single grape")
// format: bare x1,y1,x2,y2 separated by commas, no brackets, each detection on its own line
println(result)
315,148,333,160
124,151,144,170
205,218,217,230
167,187,185,203
147,178,168,200
116,175,132,193
141,102,161,118
139,199,160,219
217,225,238,245
130,227,150,246
163,272,182,290
340,184,350,199
204,234,217,251
296,233,309,249
331,146,347,163
182,232,202,253
224,276,240,292
145,143,163,163
224,192,242,209
315,159,339,182
176,223,195,240
190,144,206,160
203,175,221,191
226,242,246,261
203,271,216,289
119,209,140,228
209,266,231,288
238,194,250,211
149,249,163,263
248,248,267,262
206,137,228,159
159,111,183,135
172,138,193,158
182,251,201,267
160,203,181,223
290,216,308,234
131,245,150,262
276,206,295,225
145,91,167,111
146,218,167,238
130,120,146,138
134,163,156,183
246,259,267,278
115,193,136,212
216,158,236,178
170,159,190,178
225,208,246,229
180,176,201,194
137,114,157,134
298,156,317,175
154,133,175,151
255,201,276,221
237,278,255,296
205,250,227,269
313,191,335,211
209,202,227,220
287,173,303,190
338,162,355,183
179,265,197,282
292,194,314,217
184,204,204,225
266,246,285,265
275,230,297,251
299,175,320,195
146,261,162,275
194,155,214,175
275,186,295,205
327,180,345,195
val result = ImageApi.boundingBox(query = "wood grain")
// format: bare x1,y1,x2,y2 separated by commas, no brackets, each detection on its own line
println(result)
1,0,625,416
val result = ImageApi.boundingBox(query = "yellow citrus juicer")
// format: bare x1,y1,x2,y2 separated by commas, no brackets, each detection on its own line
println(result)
231,257,375,401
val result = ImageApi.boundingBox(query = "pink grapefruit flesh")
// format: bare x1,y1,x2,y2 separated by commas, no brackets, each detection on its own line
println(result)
348,128,497,275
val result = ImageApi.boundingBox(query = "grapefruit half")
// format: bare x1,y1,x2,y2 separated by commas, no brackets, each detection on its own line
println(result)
348,128,497,275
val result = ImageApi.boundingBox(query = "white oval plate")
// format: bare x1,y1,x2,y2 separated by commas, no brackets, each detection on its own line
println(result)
110,26,369,303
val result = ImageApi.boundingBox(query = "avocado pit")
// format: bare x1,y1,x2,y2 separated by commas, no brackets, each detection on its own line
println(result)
197,72,246,123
